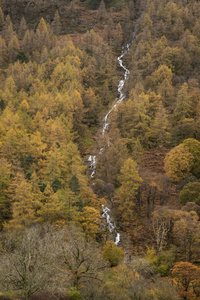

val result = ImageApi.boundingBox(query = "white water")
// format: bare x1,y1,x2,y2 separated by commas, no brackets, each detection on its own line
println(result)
102,50,130,137
88,155,96,178
88,41,132,245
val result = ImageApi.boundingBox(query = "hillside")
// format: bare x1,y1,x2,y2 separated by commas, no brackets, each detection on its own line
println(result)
0,0,200,299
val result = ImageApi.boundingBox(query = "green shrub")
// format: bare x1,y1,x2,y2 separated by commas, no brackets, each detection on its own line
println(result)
179,181,200,205
68,287,82,300
15,51,29,63
102,241,124,267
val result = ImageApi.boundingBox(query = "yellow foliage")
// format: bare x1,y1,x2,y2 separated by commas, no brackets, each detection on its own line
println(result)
80,206,100,239
164,144,194,182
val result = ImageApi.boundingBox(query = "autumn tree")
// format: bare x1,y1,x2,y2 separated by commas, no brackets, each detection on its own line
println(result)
80,206,101,239
51,11,61,36
97,0,107,20
174,83,192,129
18,16,27,40
171,262,200,300
182,138,200,178
0,158,11,229
2,15,15,44
102,241,124,267
164,144,194,182
179,182,200,206
97,128,128,186
148,103,170,146
173,213,200,262
34,18,52,52
6,173,37,230
37,184,67,223
117,158,143,222
0,7,5,30
21,29,33,55
8,35,20,62
0,35,7,67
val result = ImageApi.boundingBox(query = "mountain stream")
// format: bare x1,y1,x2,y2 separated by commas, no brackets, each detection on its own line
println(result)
88,41,132,245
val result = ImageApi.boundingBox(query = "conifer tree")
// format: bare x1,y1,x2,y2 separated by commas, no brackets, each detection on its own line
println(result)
40,45,48,63
6,173,36,230
0,158,11,229
3,15,14,44
21,29,33,54
149,104,170,146
69,174,80,195
35,18,51,52
97,0,107,20
51,11,61,36
193,21,200,39
0,7,5,30
8,35,20,62
18,16,27,40
0,35,7,66
174,83,191,123
117,158,143,221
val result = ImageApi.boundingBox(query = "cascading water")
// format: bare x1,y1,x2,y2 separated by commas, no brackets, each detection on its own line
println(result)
88,41,132,245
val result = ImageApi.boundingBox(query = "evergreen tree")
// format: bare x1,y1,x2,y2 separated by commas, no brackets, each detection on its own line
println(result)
69,174,80,195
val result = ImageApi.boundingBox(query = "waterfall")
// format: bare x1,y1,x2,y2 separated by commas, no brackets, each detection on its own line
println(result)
88,40,132,245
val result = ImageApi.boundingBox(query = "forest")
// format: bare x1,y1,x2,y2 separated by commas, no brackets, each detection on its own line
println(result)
0,0,200,299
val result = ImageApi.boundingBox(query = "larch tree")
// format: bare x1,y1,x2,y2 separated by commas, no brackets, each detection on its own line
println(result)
0,158,12,229
8,35,20,62
51,10,61,36
117,158,143,221
21,29,33,55
80,206,101,239
18,16,27,40
0,35,7,66
3,15,15,44
97,0,107,20
37,184,66,223
193,20,200,40
149,103,170,146
0,7,5,30
151,64,173,87
35,17,52,52
174,83,191,124
6,173,37,230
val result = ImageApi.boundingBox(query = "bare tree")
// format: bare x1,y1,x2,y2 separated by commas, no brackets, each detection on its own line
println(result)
0,224,106,299
61,225,105,291
151,218,171,252
0,225,62,300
